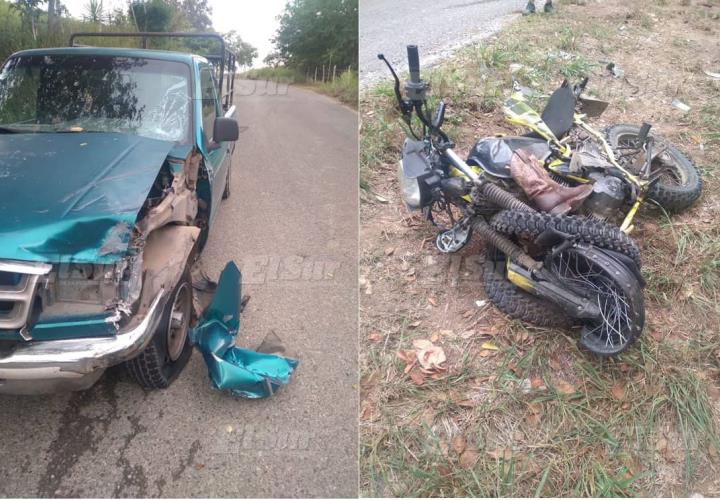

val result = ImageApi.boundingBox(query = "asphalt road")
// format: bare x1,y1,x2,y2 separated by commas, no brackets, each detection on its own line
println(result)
0,81,358,498
360,0,526,87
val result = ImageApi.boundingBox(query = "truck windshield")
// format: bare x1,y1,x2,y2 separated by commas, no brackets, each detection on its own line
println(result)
0,54,192,143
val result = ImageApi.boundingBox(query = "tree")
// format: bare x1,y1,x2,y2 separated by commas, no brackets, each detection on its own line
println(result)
47,0,58,35
128,0,173,32
223,30,257,68
107,6,127,25
263,52,282,69
11,0,46,41
178,0,212,31
84,0,104,24
272,0,358,72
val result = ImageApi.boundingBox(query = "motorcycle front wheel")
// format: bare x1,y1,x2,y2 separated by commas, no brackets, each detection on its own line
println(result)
547,243,644,356
483,210,645,356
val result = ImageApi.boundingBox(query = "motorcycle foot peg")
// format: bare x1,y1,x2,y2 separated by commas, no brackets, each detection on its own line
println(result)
436,226,472,253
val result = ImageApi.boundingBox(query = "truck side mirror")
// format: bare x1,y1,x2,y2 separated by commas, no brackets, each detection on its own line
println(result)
213,117,239,143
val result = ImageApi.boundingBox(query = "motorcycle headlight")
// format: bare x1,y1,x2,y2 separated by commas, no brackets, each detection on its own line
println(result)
397,161,422,209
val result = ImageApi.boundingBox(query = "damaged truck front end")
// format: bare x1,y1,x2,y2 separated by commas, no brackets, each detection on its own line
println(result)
0,44,297,397
0,47,241,395
0,140,207,394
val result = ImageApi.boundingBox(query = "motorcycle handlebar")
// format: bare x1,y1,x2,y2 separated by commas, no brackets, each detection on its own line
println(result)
407,45,420,84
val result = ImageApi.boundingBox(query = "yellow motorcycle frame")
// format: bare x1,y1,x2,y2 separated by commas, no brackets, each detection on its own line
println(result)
502,92,649,234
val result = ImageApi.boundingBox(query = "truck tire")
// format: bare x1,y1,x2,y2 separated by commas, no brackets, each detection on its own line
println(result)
125,269,194,389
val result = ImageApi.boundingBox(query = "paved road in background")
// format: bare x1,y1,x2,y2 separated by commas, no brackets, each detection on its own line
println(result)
360,0,526,87
0,81,358,498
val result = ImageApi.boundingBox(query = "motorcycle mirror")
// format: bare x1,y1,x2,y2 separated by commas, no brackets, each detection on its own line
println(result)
432,101,446,130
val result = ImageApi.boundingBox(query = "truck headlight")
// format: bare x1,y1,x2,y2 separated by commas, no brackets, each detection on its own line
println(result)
397,161,421,210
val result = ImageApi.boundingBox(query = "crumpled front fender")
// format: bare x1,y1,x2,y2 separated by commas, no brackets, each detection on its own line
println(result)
190,261,298,398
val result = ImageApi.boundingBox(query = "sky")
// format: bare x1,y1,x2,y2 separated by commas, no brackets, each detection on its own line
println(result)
60,0,288,68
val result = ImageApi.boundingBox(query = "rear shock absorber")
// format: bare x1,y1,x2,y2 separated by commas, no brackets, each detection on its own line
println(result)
474,218,541,271
479,182,535,212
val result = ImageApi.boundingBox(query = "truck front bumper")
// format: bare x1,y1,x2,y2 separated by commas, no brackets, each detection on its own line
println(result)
0,290,167,395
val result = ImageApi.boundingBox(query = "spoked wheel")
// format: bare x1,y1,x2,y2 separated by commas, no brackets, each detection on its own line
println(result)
426,199,473,253
483,245,574,328
484,210,645,355
547,244,644,356
424,198,465,231
605,124,702,212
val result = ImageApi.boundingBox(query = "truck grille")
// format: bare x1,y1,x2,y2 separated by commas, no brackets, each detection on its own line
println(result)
0,261,52,332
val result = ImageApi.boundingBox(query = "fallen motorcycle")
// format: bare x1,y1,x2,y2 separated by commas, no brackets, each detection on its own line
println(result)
474,77,703,232
378,45,645,356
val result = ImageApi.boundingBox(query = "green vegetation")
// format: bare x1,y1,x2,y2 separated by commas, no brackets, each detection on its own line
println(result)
0,0,257,66
270,0,357,72
242,65,359,108
360,0,720,496
241,0,359,108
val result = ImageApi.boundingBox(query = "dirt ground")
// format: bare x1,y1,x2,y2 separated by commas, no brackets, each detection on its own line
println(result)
360,0,720,496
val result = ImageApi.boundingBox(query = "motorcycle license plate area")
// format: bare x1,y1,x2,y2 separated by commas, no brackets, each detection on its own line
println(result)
190,261,299,398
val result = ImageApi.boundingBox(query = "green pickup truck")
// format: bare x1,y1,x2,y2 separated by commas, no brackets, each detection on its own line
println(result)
0,33,241,394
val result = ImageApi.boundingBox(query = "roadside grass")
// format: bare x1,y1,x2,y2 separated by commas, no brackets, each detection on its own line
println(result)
360,0,720,496
241,66,358,108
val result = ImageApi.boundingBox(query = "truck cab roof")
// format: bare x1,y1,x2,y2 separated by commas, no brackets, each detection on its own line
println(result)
8,46,208,66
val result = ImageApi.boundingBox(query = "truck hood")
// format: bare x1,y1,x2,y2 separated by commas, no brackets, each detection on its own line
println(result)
0,132,175,263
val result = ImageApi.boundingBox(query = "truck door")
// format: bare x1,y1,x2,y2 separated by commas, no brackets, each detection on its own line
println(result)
199,63,230,222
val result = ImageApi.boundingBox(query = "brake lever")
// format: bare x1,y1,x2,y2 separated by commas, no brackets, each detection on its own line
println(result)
377,53,412,117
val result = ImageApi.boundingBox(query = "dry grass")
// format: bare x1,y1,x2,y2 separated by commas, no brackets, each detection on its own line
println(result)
360,0,720,496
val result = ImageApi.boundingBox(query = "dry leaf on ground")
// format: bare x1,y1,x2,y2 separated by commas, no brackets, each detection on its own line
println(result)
487,448,513,460
548,357,562,371
460,330,476,339
413,339,447,371
610,382,626,401
459,449,479,468
452,435,467,454
531,377,545,389
555,380,576,394
409,368,425,385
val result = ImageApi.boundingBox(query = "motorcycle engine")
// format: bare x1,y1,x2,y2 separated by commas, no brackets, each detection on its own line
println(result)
583,174,627,220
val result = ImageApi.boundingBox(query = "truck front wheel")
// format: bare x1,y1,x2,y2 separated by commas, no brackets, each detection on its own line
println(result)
125,269,194,389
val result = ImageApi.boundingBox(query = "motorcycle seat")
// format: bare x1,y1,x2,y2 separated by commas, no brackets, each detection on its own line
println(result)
467,136,551,178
